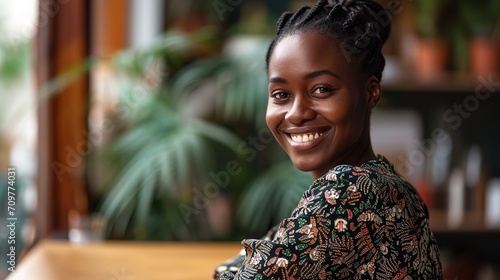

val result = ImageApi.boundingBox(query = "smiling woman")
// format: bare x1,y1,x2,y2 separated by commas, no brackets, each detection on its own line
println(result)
266,31,379,179
214,0,443,279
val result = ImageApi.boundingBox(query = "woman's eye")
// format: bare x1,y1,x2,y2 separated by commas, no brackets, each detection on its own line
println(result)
271,92,290,99
312,86,334,94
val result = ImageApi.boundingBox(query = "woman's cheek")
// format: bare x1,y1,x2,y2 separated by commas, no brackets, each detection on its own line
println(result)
266,105,283,124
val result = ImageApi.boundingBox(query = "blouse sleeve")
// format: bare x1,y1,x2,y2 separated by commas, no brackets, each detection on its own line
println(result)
225,181,347,280
214,226,279,279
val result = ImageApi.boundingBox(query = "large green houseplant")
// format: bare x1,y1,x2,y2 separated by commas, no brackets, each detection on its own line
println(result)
97,27,310,240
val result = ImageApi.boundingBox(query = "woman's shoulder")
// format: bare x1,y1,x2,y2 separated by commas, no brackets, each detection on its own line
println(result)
303,155,425,214
311,155,399,191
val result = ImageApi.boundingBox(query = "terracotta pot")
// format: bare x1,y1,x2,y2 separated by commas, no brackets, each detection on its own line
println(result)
414,38,449,81
469,37,500,77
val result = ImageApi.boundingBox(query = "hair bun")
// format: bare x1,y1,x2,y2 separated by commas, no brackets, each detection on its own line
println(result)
328,0,391,43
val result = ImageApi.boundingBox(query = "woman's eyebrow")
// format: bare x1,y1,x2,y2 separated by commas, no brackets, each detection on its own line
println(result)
269,70,340,84
268,77,287,84
305,70,340,80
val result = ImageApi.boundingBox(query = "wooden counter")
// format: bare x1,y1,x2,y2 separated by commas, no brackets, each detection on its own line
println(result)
6,240,242,280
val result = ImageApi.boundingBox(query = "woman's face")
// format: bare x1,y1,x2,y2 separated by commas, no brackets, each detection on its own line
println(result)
266,31,380,179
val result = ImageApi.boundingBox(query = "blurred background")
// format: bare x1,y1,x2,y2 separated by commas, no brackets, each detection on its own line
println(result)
0,0,499,279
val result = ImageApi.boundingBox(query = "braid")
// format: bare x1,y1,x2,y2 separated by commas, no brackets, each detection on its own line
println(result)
354,22,385,80
266,0,390,81
301,0,329,25
343,0,357,6
287,6,310,26
354,22,376,49
326,4,344,21
341,11,360,33
366,36,382,65
370,37,385,81
276,12,293,35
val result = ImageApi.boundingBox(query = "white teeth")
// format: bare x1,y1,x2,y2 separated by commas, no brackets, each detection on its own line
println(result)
291,135,302,143
290,131,325,143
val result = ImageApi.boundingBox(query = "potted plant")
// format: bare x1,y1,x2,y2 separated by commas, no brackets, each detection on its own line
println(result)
413,0,450,80
459,0,500,76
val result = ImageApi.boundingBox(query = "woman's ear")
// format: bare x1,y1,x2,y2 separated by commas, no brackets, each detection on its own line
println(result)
366,76,381,109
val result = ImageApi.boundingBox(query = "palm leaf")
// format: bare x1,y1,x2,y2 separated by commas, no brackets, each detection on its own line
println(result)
171,37,272,126
100,100,241,238
237,161,312,235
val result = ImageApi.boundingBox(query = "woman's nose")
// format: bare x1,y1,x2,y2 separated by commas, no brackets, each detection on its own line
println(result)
284,97,316,124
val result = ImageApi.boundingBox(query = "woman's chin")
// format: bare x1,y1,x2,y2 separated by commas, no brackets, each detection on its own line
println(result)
289,160,316,172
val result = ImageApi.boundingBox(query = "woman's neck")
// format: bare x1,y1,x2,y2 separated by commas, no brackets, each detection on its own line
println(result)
311,128,376,180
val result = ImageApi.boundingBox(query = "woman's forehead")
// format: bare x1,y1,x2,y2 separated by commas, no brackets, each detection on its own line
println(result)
268,31,354,78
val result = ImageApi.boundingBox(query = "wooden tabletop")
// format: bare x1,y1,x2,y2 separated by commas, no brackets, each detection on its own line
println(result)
6,240,242,280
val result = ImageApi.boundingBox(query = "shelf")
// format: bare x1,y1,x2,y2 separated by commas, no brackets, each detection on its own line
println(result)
434,230,500,266
381,72,500,93
429,210,500,234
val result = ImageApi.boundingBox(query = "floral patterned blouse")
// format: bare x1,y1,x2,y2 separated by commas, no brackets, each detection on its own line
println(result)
214,156,442,279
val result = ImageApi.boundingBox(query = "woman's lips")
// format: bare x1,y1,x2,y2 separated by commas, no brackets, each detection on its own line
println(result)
284,129,330,150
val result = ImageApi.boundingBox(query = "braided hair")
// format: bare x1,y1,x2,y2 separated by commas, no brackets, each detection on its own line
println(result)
266,0,391,82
